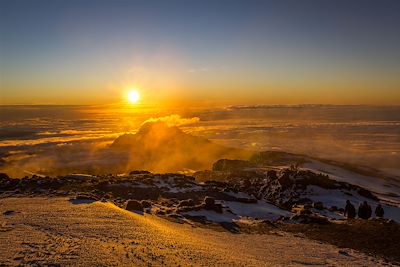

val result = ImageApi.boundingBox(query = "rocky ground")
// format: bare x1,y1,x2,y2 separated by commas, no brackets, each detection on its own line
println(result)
1,161,400,265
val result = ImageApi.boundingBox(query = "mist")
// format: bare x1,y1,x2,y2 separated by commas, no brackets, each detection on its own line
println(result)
0,105,399,178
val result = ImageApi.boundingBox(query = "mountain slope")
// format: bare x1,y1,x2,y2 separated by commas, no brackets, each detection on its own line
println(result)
0,197,385,266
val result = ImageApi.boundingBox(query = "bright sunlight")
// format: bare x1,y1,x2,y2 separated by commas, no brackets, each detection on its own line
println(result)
127,90,140,104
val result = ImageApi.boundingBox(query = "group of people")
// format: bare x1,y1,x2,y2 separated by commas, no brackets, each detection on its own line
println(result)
344,200,384,219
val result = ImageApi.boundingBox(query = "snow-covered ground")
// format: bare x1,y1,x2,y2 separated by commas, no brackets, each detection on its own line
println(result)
302,160,400,205
0,197,388,266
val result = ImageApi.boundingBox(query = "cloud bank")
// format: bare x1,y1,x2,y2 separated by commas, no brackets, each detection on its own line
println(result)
142,114,200,127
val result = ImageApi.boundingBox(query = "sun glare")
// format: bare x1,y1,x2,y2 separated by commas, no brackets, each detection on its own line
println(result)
127,90,140,104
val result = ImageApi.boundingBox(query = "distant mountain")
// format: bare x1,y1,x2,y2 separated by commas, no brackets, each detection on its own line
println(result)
110,121,251,172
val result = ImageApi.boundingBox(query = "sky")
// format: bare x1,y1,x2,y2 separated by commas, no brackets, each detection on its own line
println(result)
1,0,400,106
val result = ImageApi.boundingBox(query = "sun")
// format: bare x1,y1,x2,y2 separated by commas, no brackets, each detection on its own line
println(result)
127,90,140,104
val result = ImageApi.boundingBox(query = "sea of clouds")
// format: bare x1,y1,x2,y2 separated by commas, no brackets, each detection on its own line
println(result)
1,105,399,177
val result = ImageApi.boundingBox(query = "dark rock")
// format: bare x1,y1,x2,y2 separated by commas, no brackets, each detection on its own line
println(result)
213,203,223,213
75,193,99,201
203,196,215,210
357,188,379,201
212,159,253,172
125,200,143,212
3,210,15,216
290,214,330,225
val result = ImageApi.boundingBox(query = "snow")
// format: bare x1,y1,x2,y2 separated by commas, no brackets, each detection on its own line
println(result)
65,173,97,180
184,210,239,222
184,201,291,223
152,177,203,193
302,160,400,204
224,191,253,199
0,197,384,266
303,185,400,222
224,201,291,220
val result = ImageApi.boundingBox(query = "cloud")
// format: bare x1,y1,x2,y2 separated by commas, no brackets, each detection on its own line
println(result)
142,114,200,127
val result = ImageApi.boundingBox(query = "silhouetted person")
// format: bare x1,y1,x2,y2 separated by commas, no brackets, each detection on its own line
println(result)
366,202,372,219
358,201,372,219
375,204,384,218
344,200,356,219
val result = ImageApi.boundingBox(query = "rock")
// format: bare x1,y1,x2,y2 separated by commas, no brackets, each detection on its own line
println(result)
357,188,379,201
125,200,143,212
203,196,215,210
75,193,99,201
177,199,194,208
338,250,350,256
201,196,224,213
212,159,253,172
313,202,324,210
290,214,330,225
3,210,15,216
213,203,223,213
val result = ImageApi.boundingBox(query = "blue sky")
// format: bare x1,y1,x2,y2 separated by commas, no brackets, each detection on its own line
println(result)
1,0,400,105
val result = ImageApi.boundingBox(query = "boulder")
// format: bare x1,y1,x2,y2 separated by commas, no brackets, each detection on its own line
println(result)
203,196,215,210
202,196,223,213
125,200,143,212
213,203,223,213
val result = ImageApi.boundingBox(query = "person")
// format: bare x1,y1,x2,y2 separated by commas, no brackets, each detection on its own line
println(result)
365,202,372,219
375,204,384,218
344,200,356,219
358,201,372,219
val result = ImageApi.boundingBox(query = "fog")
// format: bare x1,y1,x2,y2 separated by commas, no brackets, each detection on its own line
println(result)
0,105,399,178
